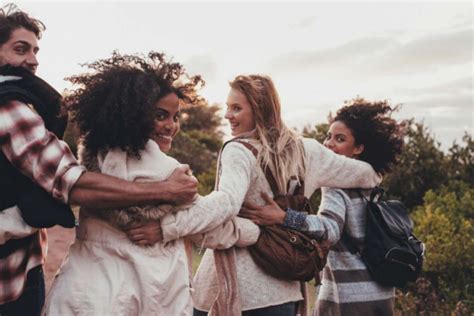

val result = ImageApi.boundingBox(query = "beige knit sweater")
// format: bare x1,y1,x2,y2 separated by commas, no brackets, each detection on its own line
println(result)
164,137,382,312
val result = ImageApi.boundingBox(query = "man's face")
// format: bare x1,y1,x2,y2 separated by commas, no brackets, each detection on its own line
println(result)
0,27,39,73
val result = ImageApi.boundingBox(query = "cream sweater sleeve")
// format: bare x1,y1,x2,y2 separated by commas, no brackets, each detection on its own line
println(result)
303,138,382,195
161,142,258,242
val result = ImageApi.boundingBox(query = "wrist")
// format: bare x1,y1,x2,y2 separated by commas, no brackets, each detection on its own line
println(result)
277,209,286,225
282,208,307,230
143,180,173,204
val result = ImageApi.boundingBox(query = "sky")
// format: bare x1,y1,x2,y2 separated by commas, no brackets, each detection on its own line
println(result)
7,0,474,149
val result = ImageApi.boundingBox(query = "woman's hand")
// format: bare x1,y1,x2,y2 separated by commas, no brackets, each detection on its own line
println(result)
240,192,286,226
125,221,163,246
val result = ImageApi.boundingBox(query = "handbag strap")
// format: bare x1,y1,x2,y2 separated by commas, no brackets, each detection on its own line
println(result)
231,139,305,197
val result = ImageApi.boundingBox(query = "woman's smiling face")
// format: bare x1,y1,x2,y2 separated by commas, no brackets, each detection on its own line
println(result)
151,93,181,152
224,88,256,136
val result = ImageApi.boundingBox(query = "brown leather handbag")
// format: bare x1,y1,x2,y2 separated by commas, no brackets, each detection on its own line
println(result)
235,140,328,282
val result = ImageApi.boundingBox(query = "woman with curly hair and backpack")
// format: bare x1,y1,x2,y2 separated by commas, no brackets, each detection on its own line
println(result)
241,98,404,315
43,52,261,315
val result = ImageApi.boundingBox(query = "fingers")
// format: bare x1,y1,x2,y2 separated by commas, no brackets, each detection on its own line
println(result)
240,211,262,225
125,227,147,235
240,209,261,223
242,201,261,210
135,239,151,247
178,164,191,172
127,233,145,241
260,192,275,205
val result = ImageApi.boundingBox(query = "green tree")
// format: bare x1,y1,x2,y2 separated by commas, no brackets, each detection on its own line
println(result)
383,120,448,209
446,133,474,185
410,180,474,311
302,122,329,144
169,101,224,195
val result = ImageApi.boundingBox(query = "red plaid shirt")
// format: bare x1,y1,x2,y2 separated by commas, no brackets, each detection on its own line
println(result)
0,100,85,304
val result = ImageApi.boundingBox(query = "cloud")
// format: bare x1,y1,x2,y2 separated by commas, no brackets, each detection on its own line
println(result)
374,29,473,74
267,37,393,73
184,54,217,82
268,28,472,77
397,77,473,97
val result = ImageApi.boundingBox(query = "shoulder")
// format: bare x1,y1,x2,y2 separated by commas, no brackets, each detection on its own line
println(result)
322,187,349,200
0,99,40,122
323,187,367,206
301,137,326,156
221,139,258,160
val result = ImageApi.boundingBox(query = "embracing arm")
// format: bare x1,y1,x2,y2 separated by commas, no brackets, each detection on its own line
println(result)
241,188,347,246
285,188,347,245
69,165,197,209
303,138,381,193
160,142,256,243
0,101,197,210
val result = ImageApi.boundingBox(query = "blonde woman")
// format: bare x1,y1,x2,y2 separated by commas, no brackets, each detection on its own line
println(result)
131,75,383,315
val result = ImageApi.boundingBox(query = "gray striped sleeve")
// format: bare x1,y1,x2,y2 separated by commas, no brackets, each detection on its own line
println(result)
302,188,347,244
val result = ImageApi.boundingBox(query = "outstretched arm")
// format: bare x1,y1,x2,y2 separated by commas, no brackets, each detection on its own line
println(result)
241,188,347,246
303,138,381,194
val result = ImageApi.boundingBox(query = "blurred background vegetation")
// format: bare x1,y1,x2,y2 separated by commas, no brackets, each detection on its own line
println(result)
64,98,473,314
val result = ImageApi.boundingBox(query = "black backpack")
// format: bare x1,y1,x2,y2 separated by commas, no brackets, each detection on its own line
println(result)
345,187,425,288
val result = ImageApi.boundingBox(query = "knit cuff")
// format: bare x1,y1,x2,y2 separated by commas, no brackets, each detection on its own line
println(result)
282,208,307,230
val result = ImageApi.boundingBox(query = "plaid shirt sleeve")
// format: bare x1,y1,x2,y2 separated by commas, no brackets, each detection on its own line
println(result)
0,100,86,203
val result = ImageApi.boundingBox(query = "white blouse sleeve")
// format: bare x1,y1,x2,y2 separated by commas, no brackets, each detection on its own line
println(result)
303,138,382,196
161,142,256,242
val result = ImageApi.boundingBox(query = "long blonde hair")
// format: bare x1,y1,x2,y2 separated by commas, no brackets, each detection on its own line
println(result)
229,75,306,194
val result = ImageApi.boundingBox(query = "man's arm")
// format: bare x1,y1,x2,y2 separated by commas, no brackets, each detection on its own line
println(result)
0,101,197,209
69,166,198,209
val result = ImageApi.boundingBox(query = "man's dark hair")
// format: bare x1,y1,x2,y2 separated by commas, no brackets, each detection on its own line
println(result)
0,3,45,45
66,51,204,158
332,98,405,175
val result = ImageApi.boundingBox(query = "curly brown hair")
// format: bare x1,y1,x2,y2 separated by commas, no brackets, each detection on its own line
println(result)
66,51,204,158
332,98,404,175
0,3,45,45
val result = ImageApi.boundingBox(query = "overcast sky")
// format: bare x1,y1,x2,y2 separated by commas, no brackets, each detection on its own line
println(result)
10,0,474,149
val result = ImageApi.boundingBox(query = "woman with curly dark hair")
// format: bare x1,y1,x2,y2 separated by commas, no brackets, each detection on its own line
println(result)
43,52,259,315
241,98,404,316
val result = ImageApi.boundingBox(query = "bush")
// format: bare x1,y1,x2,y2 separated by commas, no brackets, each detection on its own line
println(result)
402,181,474,313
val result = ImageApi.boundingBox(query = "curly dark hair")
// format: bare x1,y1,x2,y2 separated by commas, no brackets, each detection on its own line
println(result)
0,3,45,45
332,98,404,175
66,51,204,158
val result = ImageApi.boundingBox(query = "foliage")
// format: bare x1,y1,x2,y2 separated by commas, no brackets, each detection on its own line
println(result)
446,133,474,185
168,101,224,195
383,119,448,209
302,122,329,144
63,117,80,157
409,180,474,312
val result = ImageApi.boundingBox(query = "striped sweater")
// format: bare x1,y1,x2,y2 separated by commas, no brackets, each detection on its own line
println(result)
285,188,395,316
